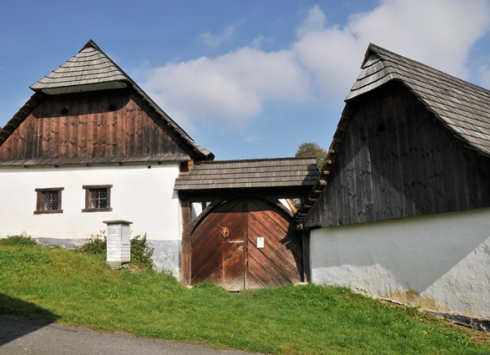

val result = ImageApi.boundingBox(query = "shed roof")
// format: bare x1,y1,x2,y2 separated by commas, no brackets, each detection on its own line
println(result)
0,40,213,161
347,43,490,156
297,43,490,218
175,157,319,191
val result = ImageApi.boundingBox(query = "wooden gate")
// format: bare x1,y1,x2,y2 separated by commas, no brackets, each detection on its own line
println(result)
191,197,303,291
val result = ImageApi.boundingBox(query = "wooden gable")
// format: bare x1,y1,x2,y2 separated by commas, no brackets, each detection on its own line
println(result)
0,40,213,166
301,44,490,228
304,81,490,228
0,89,194,163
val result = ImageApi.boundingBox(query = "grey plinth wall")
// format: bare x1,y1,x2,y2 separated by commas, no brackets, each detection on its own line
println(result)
104,220,132,269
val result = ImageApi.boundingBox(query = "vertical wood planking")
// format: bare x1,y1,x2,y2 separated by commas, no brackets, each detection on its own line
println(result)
126,98,136,157
190,197,302,290
134,102,143,157
0,89,193,162
181,201,192,285
305,81,490,229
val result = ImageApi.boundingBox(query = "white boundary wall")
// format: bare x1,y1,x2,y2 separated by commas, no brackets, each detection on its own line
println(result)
0,164,182,274
310,207,490,319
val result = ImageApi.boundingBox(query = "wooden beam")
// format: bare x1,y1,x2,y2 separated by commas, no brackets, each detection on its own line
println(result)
181,201,192,286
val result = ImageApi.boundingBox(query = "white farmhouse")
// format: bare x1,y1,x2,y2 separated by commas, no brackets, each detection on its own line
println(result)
0,40,214,275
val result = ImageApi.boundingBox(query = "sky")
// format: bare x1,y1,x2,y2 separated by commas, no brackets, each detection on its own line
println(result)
2,0,490,160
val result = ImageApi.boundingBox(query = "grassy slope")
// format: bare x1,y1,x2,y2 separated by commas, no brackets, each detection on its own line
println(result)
1,244,489,355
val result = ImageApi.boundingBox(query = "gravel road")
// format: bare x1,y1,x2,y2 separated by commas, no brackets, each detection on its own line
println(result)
0,315,261,355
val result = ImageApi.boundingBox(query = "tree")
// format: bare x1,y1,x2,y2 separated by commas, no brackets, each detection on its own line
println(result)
295,142,327,170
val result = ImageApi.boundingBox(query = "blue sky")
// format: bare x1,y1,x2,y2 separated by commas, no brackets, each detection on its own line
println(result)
2,0,490,160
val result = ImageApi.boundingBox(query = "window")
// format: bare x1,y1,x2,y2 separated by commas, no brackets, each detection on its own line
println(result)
35,188,64,214
82,185,112,212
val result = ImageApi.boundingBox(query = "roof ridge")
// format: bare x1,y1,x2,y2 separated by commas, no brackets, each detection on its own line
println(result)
367,43,490,96
197,157,318,165
81,39,100,52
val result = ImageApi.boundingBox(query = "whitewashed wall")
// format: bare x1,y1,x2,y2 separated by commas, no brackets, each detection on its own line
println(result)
0,164,182,275
310,207,490,319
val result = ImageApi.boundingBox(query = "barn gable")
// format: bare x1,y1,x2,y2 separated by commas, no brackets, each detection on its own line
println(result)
301,44,490,228
0,40,213,165
303,44,490,324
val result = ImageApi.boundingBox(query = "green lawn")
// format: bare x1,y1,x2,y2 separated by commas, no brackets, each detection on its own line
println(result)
1,242,489,354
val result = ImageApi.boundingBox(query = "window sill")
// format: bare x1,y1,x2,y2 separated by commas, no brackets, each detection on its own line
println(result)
34,210,63,215
81,208,113,213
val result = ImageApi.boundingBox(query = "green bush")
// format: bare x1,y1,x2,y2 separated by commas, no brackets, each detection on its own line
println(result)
76,232,107,255
130,234,154,269
0,235,37,246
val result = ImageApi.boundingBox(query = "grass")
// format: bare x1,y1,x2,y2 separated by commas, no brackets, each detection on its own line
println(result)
1,242,490,354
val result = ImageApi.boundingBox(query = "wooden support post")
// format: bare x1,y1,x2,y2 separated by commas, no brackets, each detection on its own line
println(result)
302,231,311,283
181,201,192,285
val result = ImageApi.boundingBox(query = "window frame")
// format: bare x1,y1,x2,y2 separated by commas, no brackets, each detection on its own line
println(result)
34,187,64,214
82,185,113,213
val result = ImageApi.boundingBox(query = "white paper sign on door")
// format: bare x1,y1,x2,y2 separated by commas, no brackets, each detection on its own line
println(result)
257,237,265,248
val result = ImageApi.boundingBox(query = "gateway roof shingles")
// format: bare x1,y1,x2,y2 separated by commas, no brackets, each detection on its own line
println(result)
175,157,319,190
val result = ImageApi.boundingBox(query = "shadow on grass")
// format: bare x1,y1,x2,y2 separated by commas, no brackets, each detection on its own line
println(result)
0,293,59,346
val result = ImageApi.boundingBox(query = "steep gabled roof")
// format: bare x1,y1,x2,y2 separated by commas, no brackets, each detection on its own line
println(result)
30,40,128,92
0,40,213,161
347,43,490,156
175,157,319,191
297,43,490,218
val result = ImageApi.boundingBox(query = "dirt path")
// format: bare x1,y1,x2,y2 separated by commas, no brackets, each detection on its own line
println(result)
0,315,261,355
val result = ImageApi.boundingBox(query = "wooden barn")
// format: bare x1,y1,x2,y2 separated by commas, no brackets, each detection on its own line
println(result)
0,40,319,287
298,44,490,324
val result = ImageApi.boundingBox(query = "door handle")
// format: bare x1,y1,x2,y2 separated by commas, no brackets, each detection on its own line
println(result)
217,224,230,238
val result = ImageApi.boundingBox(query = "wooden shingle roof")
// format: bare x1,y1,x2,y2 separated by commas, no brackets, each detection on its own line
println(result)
175,157,319,191
296,43,490,218
346,43,490,156
0,40,213,161
30,40,128,92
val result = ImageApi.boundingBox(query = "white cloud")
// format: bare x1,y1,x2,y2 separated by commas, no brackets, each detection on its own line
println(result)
143,0,490,131
243,134,259,143
478,64,490,88
346,0,490,78
144,47,310,129
296,4,327,37
250,35,273,49
199,24,239,49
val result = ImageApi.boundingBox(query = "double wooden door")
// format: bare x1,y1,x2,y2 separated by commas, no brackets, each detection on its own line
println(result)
191,197,303,291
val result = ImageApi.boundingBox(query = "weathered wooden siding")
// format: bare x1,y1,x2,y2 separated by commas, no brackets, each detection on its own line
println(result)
191,197,303,290
305,82,490,228
0,88,191,161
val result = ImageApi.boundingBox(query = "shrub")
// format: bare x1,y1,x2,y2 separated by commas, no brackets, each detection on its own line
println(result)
77,232,107,255
130,234,154,269
0,235,37,246
77,232,154,269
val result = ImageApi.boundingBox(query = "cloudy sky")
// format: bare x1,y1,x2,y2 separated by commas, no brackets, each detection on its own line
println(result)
2,0,490,160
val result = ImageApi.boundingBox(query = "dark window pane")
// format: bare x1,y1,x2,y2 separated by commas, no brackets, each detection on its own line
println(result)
88,188,110,210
